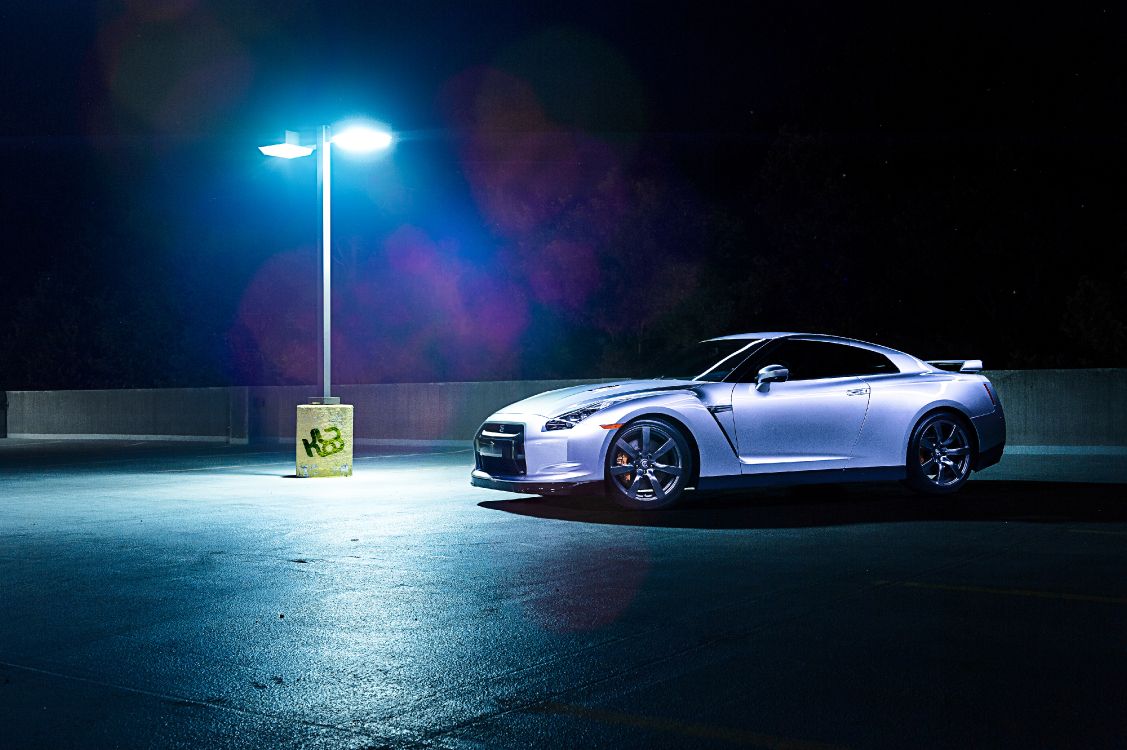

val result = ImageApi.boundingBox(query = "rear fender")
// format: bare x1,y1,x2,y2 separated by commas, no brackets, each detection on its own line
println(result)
903,402,979,461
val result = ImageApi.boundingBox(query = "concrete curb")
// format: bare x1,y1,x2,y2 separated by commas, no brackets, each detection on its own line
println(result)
8,433,249,445
1003,445,1127,456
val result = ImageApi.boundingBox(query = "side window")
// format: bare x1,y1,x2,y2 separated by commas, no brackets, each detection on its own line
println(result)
847,346,899,376
742,340,899,381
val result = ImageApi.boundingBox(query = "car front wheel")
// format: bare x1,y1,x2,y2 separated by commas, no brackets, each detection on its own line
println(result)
606,418,693,510
905,412,974,494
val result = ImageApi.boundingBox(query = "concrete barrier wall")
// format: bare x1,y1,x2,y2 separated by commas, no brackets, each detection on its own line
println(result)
4,370,1125,447
248,380,617,443
5,387,248,443
985,369,1127,446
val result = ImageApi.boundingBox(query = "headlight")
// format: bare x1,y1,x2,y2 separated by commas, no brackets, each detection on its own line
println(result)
544,402,605,431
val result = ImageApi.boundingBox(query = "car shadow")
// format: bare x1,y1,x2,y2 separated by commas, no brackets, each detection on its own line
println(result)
476,480,1127,529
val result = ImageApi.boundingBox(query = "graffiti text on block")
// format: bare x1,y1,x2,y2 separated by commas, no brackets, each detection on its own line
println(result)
302,426,345,458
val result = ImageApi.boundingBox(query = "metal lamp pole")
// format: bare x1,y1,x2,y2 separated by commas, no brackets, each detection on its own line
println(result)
260,122,391,476
260,123,392,401
317,125,334,402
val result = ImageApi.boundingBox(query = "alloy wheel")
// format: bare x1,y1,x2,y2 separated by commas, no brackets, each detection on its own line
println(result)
609,422,687,503
917,418,972,487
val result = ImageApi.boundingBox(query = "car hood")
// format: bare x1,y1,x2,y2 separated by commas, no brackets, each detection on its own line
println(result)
498,379,698,418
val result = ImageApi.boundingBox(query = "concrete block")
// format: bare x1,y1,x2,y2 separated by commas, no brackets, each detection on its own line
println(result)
296,404,353,478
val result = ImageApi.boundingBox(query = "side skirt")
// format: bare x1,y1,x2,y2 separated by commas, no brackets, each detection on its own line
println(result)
695,466,906,491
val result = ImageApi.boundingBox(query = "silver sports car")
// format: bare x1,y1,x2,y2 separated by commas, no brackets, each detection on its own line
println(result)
471,333,1006,509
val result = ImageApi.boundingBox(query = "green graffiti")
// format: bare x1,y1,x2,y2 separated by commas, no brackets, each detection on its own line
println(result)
302,426,346,458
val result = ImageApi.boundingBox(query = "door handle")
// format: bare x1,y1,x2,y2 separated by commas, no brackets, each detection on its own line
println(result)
846,388,869,396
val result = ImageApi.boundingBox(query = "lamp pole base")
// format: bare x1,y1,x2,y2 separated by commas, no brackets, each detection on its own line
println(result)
296,403,353,478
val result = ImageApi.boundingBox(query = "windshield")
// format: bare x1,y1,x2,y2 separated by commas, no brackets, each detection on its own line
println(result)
660,339,762,381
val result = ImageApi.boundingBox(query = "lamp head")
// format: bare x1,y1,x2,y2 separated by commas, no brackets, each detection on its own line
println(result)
258,130,314,159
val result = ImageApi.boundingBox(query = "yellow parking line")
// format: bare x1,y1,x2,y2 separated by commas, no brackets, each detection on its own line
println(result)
875,580,1127,605
534,702,847,750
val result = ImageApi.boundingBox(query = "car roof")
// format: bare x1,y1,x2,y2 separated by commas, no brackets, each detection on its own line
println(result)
707,332,802,341
704,332,928,373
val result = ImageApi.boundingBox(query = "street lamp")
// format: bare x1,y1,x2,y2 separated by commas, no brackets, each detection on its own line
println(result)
259,123,393,402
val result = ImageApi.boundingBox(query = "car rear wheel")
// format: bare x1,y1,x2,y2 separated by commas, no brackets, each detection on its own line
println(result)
905,412,974,494
606,418,693,510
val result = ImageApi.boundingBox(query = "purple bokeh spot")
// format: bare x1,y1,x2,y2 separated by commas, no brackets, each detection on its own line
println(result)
230,249,317,384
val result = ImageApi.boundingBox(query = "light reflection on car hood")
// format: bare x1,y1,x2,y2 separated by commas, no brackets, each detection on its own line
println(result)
498,379,698,418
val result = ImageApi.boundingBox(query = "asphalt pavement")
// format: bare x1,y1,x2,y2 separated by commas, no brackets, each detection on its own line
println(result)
1,439,1126,749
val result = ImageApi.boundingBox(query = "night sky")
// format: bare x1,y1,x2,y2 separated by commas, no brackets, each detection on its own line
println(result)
2,2,1125,389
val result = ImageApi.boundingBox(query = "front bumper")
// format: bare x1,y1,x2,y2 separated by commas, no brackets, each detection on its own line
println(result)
470,470,602,496
471,412,609,495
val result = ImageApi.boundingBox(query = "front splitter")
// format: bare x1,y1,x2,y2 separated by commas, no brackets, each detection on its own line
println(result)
470,473,602,496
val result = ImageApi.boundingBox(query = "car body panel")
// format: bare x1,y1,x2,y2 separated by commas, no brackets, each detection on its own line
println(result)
500,379,694,418
470,333,1006,497
853,371,1002,469
730,376,869,473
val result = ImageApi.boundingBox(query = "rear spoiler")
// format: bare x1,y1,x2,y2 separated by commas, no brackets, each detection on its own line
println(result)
926,359,983,373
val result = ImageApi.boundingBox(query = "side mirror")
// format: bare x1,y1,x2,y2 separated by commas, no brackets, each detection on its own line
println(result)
756,364,789,392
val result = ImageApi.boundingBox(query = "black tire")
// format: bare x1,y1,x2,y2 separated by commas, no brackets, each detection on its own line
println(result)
605,418,694,510
904,412,974,495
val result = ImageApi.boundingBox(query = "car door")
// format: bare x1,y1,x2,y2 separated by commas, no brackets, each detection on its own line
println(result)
730,339,871,474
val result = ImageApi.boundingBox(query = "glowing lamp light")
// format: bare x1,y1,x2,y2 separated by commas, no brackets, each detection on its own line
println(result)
258,130,315,159
331,126,393,153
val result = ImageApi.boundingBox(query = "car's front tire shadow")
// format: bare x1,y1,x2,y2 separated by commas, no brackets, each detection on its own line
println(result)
477,480,1127,529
